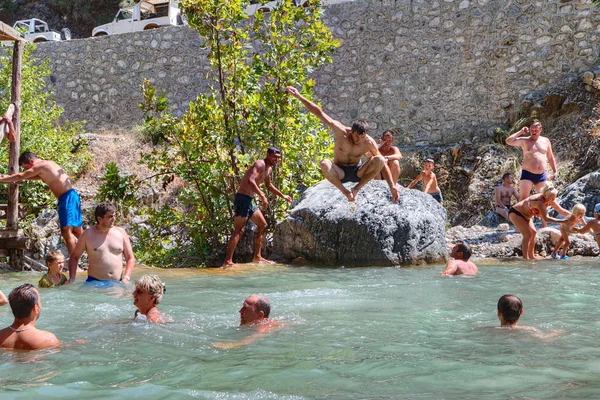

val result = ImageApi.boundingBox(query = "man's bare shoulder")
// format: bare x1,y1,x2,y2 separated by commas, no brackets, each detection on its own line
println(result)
112,226,129,237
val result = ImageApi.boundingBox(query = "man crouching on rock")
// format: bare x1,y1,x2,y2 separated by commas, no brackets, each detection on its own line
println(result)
286,86,398,203
222,147,292,267
440,241,478,276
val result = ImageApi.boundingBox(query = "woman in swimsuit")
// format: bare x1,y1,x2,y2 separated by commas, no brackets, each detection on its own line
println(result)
133,275,166,323
508,182,571,260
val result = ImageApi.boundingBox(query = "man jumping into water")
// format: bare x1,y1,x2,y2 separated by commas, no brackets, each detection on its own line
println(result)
0,152,82,254
286,86,399,203
222,147,292,267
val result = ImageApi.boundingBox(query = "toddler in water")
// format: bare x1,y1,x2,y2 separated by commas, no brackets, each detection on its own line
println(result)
38,251,68,288
551,203,586,260
407,158,443,205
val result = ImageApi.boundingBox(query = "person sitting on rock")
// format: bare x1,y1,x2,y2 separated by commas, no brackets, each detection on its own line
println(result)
407,159,443,205
440,241,478,276
38,251,68,288
375,130,402,184
494,172,519,220
0,284,60,350
575,203,600,249
285,86,399,203
508,182,570,260
551,203,586,260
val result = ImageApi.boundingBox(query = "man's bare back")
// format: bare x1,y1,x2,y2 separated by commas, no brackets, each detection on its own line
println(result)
0,327,59,350
238,160,271,198
0,158,73,199
440,259,478,276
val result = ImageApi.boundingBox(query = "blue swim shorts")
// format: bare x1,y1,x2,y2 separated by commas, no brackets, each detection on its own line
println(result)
85,276,123,288
520,169,547,184
429,191,443,204
57,189,82,228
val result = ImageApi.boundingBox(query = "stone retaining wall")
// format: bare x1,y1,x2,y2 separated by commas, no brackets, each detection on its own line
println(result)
32,0,600,144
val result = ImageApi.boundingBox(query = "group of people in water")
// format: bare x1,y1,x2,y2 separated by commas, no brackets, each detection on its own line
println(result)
0,86,598,350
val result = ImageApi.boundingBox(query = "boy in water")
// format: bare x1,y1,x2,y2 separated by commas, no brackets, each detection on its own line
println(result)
38,251,68,288
551,203,586,260
497,294,524,328
407,158,443,205
575,203,600,249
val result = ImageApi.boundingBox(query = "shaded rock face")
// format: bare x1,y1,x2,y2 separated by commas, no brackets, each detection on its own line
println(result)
273,180,448,266
558,170,600,215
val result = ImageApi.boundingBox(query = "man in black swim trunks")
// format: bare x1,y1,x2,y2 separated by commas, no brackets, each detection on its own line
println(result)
222,147,292,267
286,86,399,203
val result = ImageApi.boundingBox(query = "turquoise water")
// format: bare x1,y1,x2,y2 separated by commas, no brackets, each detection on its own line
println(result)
1,261,600,399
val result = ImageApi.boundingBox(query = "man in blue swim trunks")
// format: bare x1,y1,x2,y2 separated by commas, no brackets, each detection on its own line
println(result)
286,86,399,203
506,120,557,227
222,147,293,267
0,152,83,254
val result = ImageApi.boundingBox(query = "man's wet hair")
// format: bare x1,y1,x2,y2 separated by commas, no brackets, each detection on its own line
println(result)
531,119,542,127
455,241,471,261
9,284,38,319
95,202,116,224
351,120,369,135
46,250,64,265
502,172,513,181
267,146,281,156
18,151,38,166
497,294,523,323
255,295,271,318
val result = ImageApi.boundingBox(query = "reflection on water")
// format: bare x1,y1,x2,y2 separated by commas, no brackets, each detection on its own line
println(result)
1,262,600,399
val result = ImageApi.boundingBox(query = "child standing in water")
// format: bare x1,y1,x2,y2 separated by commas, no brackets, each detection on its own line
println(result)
552,203,586,260
38,251,68,288
407,158,443,205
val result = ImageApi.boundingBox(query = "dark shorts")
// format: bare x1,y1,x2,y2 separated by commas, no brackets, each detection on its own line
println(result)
508,207,528,221
234,193,257,218
57,189,82,228
339,164,362,183
520,169,547,184
429,191,443,204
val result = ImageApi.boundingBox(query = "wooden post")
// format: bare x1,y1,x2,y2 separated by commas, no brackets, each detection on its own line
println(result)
8,39,22,270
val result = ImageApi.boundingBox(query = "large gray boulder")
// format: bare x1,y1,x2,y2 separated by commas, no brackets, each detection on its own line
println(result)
557,169,600,215
273,180,448,266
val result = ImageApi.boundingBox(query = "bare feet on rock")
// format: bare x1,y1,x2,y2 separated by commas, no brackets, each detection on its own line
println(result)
351,186,360,201
222,261,236,268
252,257,275,265
342,188,355,202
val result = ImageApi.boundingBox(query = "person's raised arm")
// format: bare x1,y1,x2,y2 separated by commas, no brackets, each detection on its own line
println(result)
286,86,347,135
505,127,528,147
68,232,87,284
546,140,557,180
121,229,135,284
0,290,7,306
264,174,292,204
407,173,423,189
0,165,41,184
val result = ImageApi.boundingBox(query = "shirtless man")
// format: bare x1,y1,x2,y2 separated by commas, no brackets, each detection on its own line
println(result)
68,202,135,284
222,147,292,267
286,86,399,203
0,152,82,254
0,284,60,350
377,130,402,184
494,172,519,220
506,120,557,201
440,241,478,276
213,295,280,349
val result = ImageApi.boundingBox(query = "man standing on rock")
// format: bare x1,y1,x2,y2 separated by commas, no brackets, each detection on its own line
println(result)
506,120,557,201
222,147,292,267
286,86,398,202
0,152,82,254
68,202,135,284
494,172,519,220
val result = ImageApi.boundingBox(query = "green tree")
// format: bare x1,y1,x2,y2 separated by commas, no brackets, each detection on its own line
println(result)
0,44,89,213
136,0,339,267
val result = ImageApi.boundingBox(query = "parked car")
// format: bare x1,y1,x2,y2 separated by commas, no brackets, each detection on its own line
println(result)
13,19,71,43
92,0,186,37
